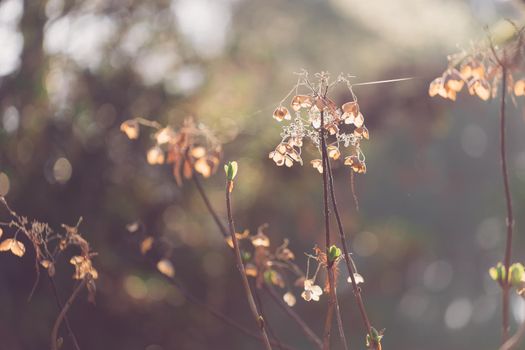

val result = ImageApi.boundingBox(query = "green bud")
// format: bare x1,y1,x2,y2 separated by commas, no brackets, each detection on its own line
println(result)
224,161,238,181
489,262,505,282
510,263,525,287
327,245,341,263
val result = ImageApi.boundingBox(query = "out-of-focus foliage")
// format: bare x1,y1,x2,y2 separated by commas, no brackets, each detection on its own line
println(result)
1,0,525,349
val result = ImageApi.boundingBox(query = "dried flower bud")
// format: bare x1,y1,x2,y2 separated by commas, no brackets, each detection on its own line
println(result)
120,119,140,139
273,106,291,122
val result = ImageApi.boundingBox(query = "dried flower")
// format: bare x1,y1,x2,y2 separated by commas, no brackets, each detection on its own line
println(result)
270,71,369,176
120,119,140,139
157,259,175,278
283,292,296,307
301,279,323,302
0,238,26,257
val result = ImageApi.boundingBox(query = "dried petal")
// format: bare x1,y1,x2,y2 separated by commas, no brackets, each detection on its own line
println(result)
354,113,365,128
291,95,313,111
147,146,165,165
190,146,207,159
429,77,447,98
283,292,296,307
311,159,323,173
140,237,154,255
327,145,340,160
444,69,464,92
157,259,175,278
273,106,291,122
120,120,140,139
514,79,525,96
155,127,176,144
194,157,212,178
474,79,491,101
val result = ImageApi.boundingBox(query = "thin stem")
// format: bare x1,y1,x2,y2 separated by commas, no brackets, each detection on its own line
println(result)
48,275,81,350
225,180,273,350
319,110,337,350
499,316,525,350
193,175,228,237
263,283,323,349
163,274,295,350
195,174,320,348
330,268,349,350
499,66,514,342
51,278,88,350
325,153,376,348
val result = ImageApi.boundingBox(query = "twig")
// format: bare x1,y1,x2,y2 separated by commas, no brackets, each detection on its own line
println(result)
499,315,525,350
51,278,88,350
319,110,337,350
48,275,81,350
325,153,376,348
195,173,321,348
499,65,514,342
263,283,323,349
329,267,349,350
225,178,273,350
193,175,228,237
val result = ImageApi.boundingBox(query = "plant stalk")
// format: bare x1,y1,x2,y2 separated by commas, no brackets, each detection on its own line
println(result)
225,179,273,350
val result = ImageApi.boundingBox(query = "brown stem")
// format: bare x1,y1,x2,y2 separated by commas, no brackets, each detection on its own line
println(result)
51,278,88,350
499,315,525,350
225,180,273,350
499,66,514,342
263,283,323,349
319,110,337,350
193,175,228,237
325,154,376,348
48,275,81,350
195,174,320,348
329,268,349,350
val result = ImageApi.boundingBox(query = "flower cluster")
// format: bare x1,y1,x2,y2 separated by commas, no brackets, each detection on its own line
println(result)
270,71,369,174
0,197,98,301
429,27,525,101
121,117,222,186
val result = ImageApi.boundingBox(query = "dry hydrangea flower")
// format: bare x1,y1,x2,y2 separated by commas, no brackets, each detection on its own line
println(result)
121,117,222,186
270,71,369,175
301,279,323,302
429,30,525,102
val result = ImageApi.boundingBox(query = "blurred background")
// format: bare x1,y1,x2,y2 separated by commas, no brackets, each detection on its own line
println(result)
1,0,525,349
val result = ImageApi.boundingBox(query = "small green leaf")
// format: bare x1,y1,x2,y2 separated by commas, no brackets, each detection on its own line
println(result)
224,161,238,181
327,245,341,263
489,262,505,282
510,263,525,287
